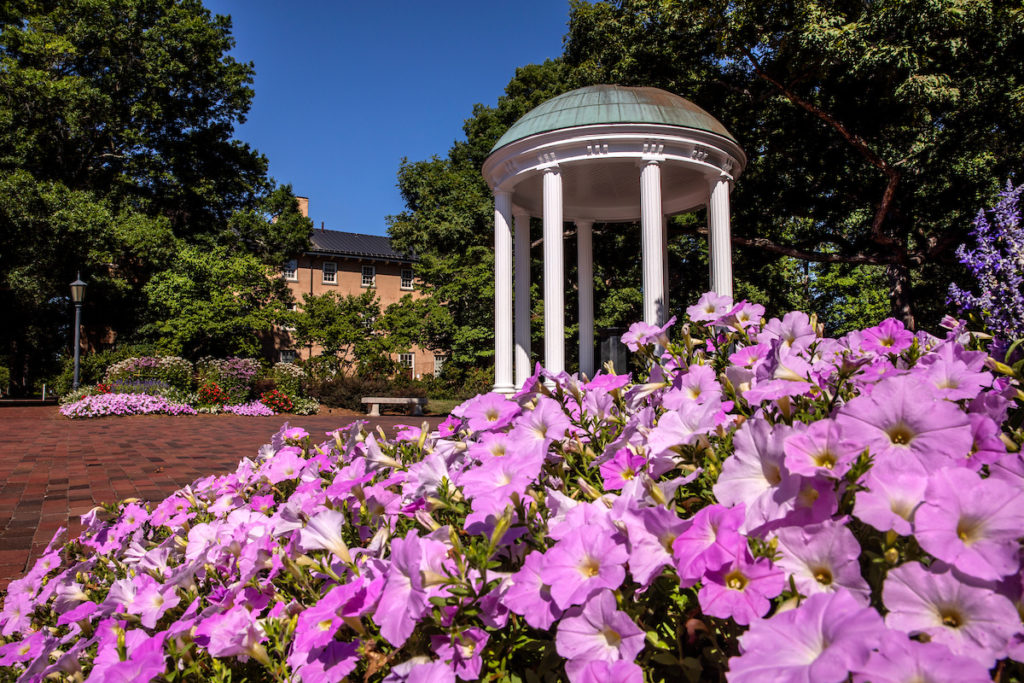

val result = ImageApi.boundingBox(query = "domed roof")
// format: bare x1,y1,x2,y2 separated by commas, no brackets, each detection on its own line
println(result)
490,85,736,153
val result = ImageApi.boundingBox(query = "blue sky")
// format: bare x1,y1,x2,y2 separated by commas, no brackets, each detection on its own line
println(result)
203,1,571,236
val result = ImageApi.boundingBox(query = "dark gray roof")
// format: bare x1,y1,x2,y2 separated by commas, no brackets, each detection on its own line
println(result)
309,230,416,262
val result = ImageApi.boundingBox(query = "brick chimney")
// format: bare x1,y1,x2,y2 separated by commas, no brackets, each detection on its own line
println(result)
296,196,309,218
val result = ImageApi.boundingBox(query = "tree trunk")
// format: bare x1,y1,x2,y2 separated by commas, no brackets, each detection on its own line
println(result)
887,260,915,330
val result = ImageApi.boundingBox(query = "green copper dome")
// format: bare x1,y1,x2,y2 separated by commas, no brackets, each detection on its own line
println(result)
491,85,736,153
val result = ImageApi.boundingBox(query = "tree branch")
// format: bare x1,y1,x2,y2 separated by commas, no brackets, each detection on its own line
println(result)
739,47,901,246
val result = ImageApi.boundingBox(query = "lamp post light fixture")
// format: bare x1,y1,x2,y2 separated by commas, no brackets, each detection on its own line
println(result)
70,274,87,390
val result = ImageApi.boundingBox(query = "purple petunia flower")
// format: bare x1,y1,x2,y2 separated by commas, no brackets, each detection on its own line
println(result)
773,520,870,603
836,375,973,475
913,467,1024,581
697,542,784,625
783,420,860,479
728,590,883,682
851,632,993,683
431,627,489,680
672,503,744,586
461,392,521,433
502,551,563,629
193,604,267,660
687,292,733,323
713,420,798,533
555,590,645,672
860,318,914,354
539,526,628,610
853,461,926,535
883,561,1020,666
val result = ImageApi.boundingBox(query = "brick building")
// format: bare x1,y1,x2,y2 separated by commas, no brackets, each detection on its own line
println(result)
271,198,442,378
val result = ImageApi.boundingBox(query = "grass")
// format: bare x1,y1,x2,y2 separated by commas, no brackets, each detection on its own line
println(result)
426,398,460,416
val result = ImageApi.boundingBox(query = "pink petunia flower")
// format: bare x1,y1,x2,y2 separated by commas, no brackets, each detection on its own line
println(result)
853,461,927,535
783,420,860,479
539,526,628,610
883,561,1020,666
672,503,744,586
431,627,489,680
773,520,870,603
729,589,884,682
860,318,914,354
851,632,993,683
555,590,645,669
697,542,784,625
687,292,733,323
502,551,563,629
914,467,1024,580
836,374,973,475
461,392,521,433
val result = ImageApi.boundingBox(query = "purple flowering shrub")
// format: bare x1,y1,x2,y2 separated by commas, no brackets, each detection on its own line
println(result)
58,393,197,418
6,291,1024,681
949,181,1024,345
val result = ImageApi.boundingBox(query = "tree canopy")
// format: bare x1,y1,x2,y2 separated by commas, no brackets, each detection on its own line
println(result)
0,0,311,391
390,0,1023,377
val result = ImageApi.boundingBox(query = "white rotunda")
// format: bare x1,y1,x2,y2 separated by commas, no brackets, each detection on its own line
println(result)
482,85,746,393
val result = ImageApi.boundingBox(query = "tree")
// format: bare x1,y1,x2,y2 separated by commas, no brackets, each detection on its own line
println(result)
142,245,289,358
0,0,310,392
287,291,439,377
563,0,1024,329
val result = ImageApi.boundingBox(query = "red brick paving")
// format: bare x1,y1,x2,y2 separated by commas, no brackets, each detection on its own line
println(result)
0,407,443,590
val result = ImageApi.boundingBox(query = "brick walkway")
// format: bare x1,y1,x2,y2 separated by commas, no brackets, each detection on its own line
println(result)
0,407,443,590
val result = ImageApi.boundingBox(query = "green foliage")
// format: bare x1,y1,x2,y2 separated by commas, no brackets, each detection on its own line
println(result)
288,291,435,377
308,375,427,412
562,0,1024,329
50,343,161,396
0,0,310,394
391,0,1023,374
142,245,290,358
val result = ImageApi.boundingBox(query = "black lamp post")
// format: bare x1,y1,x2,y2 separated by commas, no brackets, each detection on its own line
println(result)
70,274,87,389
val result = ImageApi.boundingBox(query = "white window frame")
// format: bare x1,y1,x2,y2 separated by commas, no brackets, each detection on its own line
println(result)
433,353,445,377
399,352,414,375
361,265,376,288
322,261,337,284
400,268,414,290
282,259,298,281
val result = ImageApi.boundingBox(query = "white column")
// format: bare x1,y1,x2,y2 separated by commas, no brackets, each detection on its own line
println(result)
513,211,532,388
708,175,734,298
543,168,565,376
576,219,594,379
640,160,666,325
662,215,669,317
493,190,514,394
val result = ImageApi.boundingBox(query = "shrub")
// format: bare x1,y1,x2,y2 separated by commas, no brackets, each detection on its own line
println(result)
269,362,305,397
259,389,293,413
290,396,320,415
196,357,259,403
6,292,1024,681
49,343,161,396
58,385,98,405
103,356,193,390
309,375,427,411
949,181,1024,346
198,382,231,406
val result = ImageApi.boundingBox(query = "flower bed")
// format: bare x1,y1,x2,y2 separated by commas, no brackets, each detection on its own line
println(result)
8,293,1023,681
57,393,197,418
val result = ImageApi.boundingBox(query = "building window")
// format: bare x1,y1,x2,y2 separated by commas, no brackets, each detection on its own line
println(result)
399,353,414,377
433,354,445,377
280,349,296,363
361,265,376,288
282,259,298,281
401,268,414,290
322,262,337,284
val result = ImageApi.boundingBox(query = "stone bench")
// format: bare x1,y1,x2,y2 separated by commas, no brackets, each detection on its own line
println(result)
361,397,427,417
